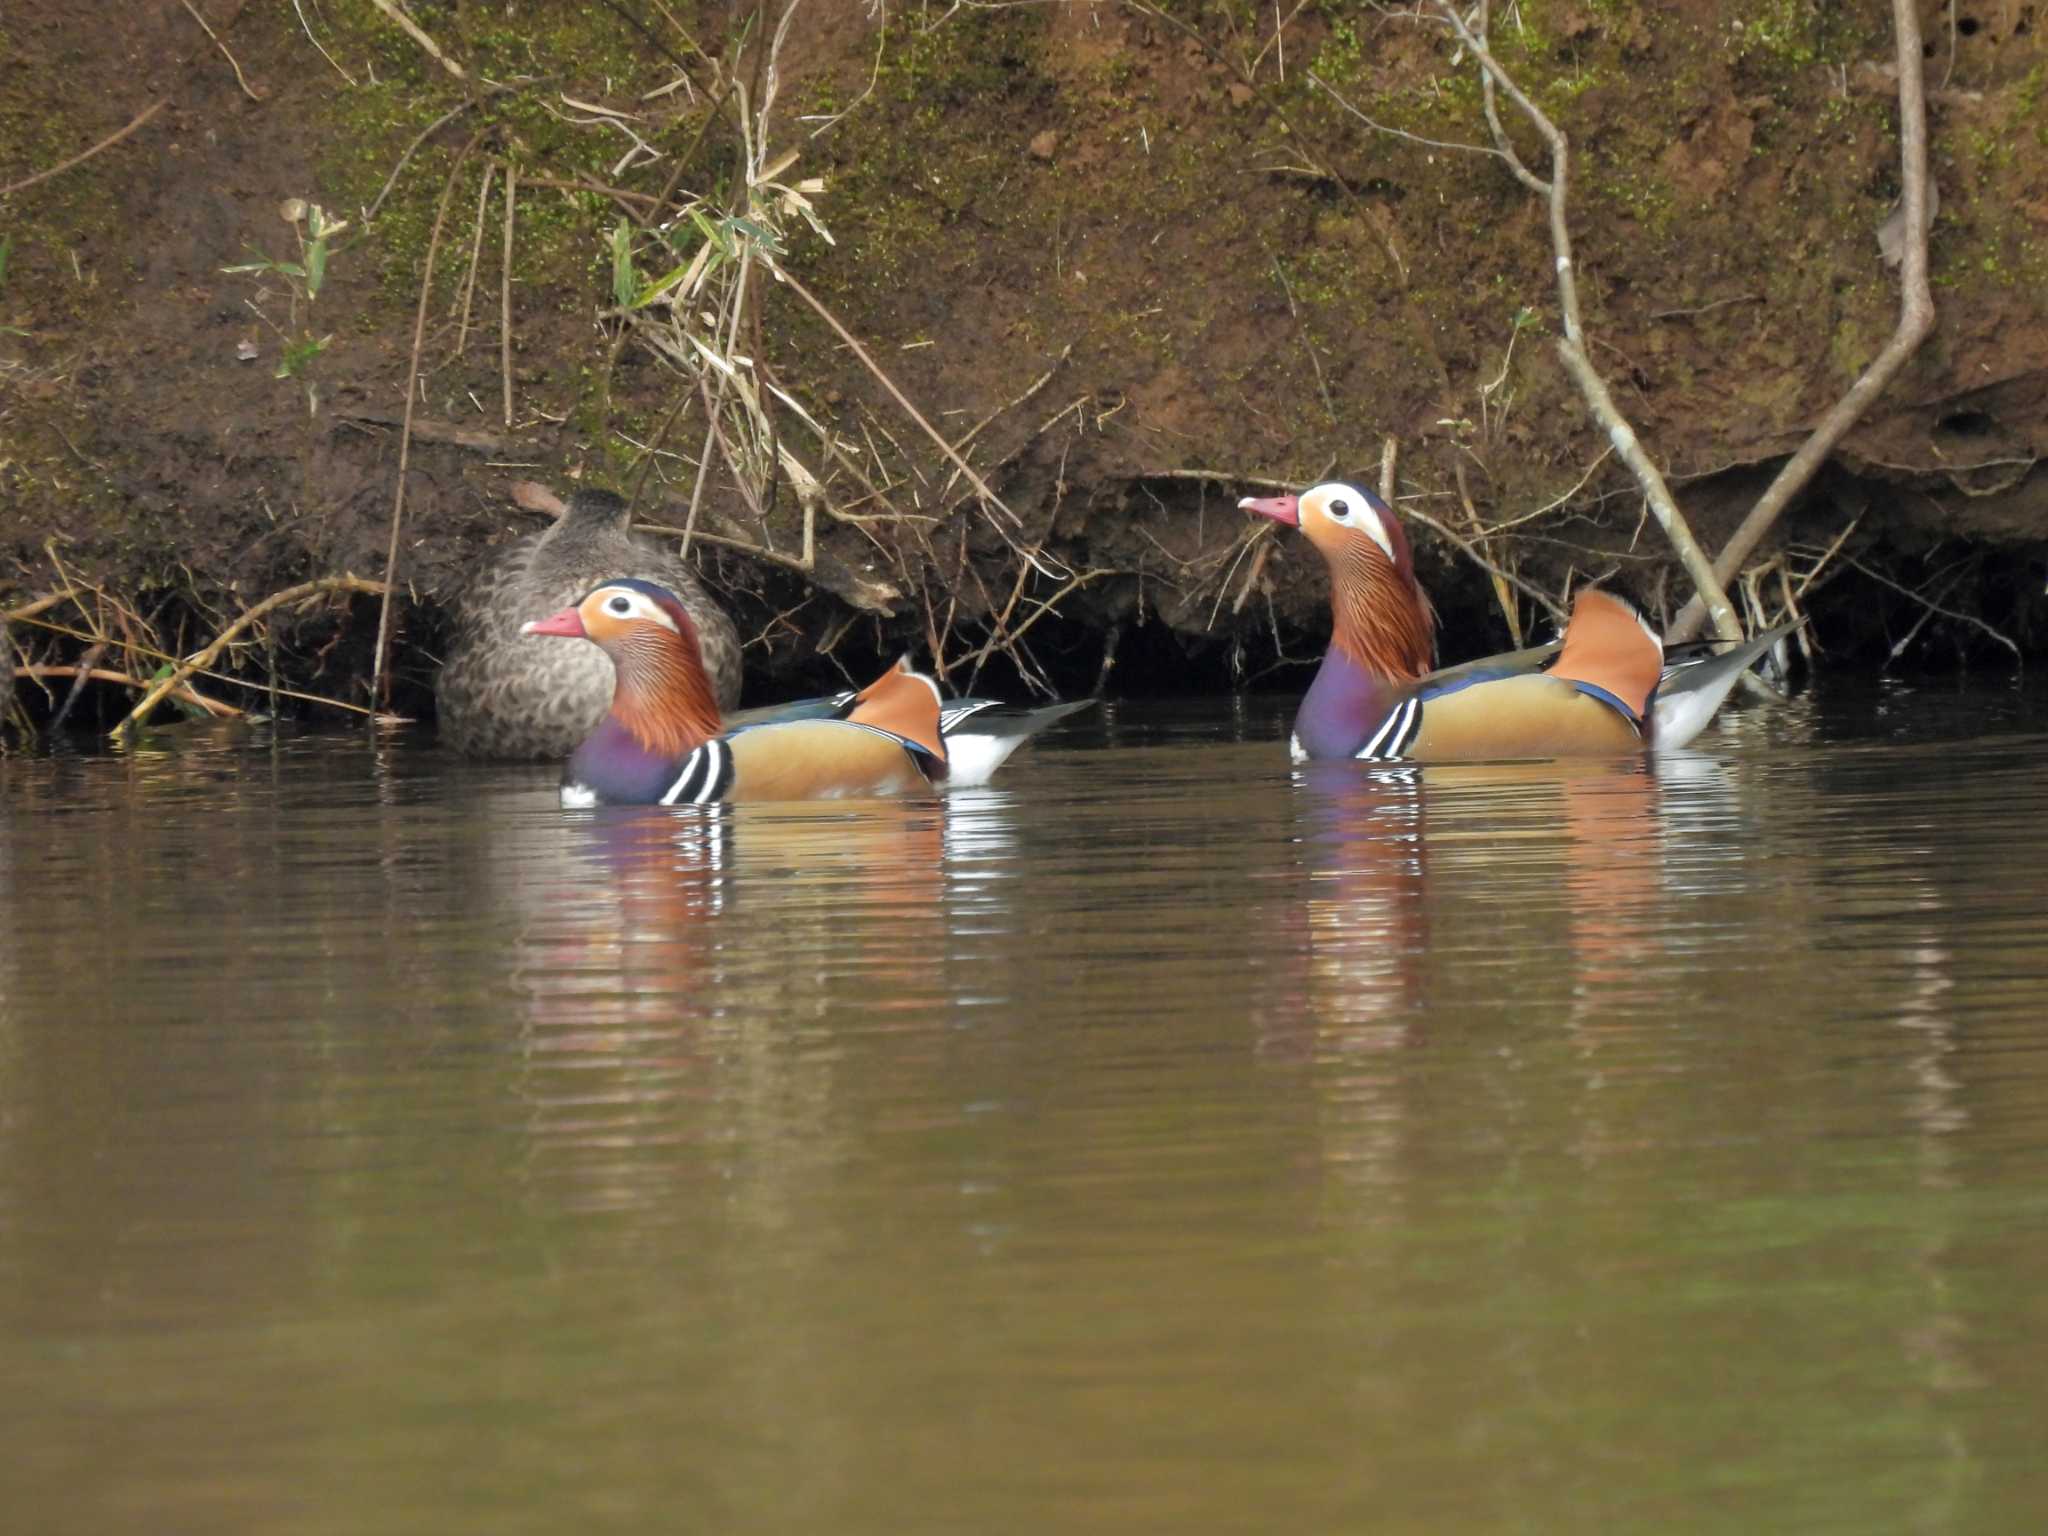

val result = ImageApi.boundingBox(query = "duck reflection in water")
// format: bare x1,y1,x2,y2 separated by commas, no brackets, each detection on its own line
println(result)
1269,756,1690,1185
505,799,951,1216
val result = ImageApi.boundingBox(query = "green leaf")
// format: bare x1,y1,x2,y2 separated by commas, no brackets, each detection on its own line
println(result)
631,257,693,310
304,239,327,301
725,215,785,255
690,208,734,260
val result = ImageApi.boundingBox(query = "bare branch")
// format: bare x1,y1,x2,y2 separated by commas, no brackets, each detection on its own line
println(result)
1667,0,1936,642
1429,0,1743,641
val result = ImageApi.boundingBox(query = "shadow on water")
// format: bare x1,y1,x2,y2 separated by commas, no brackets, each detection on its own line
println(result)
3,678,2047,1532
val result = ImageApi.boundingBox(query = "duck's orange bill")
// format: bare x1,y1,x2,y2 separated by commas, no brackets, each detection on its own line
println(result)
1238,494,1300,527
521,606,586,638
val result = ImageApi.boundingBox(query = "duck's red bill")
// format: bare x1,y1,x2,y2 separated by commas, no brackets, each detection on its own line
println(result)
521,606,587,638
1238,494,1300,527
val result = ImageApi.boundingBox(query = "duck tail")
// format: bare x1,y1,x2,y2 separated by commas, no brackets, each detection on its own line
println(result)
1650,619,1804,752
845,657,947,764
941,699,1096,786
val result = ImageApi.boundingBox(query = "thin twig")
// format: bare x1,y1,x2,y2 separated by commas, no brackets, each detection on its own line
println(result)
0,590,81,625
179,0,265,101
1149,469,1300,492
1229,536,1275,618
373,132,484,705
453,161,495,349
935,344,1073,502
772,267,1029,534
1454,456,1524,644
367,0,466,79
22,664,240,719
364,94,501,223
292,0,357,85
1847,556,2020,666
1648,293,1764,321
13,608,382,716
1307,70,1498,164
1791,510,1865,602
500,160,517,427
1401,500,1568,623
112,576,392,737
0,99,164,200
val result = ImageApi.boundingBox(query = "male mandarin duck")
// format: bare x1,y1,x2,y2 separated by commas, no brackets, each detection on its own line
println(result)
522,579,1089,806
728,684,1094,785
1239,480,1791,762
438,487,743,761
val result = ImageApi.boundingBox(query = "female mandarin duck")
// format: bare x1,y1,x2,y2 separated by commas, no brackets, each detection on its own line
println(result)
1239,480,1788,762
438,487,743,761
523,579,1088,806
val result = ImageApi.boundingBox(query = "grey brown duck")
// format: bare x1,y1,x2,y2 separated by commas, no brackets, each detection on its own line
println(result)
437,487,743,760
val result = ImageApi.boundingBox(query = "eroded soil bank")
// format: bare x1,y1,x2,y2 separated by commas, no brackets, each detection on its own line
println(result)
4,1,2047,733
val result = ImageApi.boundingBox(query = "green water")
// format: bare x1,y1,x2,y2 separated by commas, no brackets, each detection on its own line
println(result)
3,682,2047,1532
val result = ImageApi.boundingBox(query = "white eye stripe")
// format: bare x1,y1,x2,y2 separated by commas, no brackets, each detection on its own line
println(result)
1306,482,1395,563
592,588,679,632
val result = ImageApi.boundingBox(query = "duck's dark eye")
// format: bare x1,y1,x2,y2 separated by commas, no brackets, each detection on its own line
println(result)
607,596,633,615
1328,498,1351,520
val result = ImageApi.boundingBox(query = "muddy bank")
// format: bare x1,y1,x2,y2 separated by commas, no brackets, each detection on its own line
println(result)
4,1,2047,735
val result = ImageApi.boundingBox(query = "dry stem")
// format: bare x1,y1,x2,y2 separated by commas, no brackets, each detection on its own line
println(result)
771,267,1024,533
179,0,264,101
368,0,467,80
500,161,517,427
21,664,240,719
0,99,165,200
112,576,393,738
373,132,483,704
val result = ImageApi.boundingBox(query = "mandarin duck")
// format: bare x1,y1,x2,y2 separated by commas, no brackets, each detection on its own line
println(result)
726,689,1095,784
437,487,743,761
1240,480,1791,762
523,579,1089,806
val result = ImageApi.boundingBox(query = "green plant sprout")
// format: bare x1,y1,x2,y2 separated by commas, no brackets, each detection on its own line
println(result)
221,200,350,408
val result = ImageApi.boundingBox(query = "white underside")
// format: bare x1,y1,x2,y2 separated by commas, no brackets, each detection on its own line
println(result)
560,782,599,809
1651,680,1738,754
1288,732,1307,764
945,733,1031,787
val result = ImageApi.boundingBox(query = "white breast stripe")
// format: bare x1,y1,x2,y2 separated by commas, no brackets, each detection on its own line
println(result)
1391,699,1423,757
1356,698,1420,762
660,740,731,806
561,782,598,809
